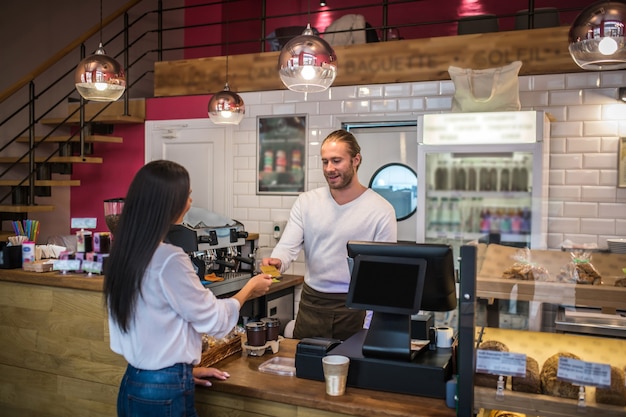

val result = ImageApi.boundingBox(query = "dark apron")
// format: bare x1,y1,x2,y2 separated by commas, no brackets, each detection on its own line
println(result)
293,283,366,341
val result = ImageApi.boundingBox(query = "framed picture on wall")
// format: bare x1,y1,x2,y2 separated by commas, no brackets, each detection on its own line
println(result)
257,115,307,195
617,137,626,188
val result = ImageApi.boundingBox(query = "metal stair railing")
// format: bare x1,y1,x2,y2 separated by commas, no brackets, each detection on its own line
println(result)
0,0,581,217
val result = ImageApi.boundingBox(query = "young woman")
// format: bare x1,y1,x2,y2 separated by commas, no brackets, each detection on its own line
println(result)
104,160,272,417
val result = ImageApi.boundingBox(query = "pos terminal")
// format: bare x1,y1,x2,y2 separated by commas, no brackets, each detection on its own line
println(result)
294,241,457,399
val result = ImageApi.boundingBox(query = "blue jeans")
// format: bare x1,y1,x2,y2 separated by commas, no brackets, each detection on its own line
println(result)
117,363,198,417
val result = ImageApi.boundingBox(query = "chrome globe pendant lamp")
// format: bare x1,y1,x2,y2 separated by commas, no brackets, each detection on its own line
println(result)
74,0,126,102
278,0,337,93
569,0,626,70
208,3,245,125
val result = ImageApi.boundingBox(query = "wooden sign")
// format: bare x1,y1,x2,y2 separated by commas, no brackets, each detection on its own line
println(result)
155,26,582,97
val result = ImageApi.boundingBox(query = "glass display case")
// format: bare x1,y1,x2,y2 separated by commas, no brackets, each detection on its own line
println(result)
417,111,550,251
456,244,626,417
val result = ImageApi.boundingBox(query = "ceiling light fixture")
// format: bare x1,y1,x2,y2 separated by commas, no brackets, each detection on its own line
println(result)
278,0,337,93
74,0,126,102
568,0,626,70
208,2,245,125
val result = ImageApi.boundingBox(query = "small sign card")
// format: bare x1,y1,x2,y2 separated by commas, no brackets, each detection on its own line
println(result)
556,357,611,389
53,259,82,272
82,260,103,275
71,217,97,229
476,349,527,377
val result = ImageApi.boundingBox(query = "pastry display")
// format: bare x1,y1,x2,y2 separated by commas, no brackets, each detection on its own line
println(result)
475,340,509,388
573,262,602,285
501,247,551,281
540,352,582,399
511,356,541,394
556,251,602,284
595,366,626,406
488,411,526,417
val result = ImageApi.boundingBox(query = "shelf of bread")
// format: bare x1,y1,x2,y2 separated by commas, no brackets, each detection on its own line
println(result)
475,243,626,311
473,328,626,417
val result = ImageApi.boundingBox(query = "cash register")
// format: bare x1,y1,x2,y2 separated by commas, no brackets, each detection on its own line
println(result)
295,241,458,399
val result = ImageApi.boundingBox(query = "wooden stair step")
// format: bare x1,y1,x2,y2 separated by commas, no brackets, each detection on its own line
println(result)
0,205,55,213
0,156,102,164
16,135,123,144
41,99,145,126
41,115,144,125
0,180,81,187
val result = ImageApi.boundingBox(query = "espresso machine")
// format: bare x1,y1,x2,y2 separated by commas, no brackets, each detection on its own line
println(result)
166,208,255,297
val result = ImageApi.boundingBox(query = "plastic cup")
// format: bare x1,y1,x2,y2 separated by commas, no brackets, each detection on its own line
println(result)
322,355,350,396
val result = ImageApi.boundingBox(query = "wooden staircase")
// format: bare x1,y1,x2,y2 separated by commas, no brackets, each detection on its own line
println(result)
0,99,145,223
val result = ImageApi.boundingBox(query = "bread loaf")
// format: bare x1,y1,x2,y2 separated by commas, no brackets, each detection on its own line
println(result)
511,356,541,394
475,340,509,388
595,366,626,406
540,352,581,399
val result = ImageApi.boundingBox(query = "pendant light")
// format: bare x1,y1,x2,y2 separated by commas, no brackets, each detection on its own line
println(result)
568,0,626,70
74,0,126,102
208,2,245,125
278,1,337,93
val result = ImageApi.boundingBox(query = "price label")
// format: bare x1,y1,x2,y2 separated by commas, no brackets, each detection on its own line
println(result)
71,217,97,229
82,260,102,274
557,357,611,388
476,350,527,377
53,259,82,272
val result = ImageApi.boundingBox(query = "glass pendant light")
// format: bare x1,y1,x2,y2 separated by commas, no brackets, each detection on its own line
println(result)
74,0,126,101
208,82,245,125
208,2,245,125
278,0,337,93
569,0,626,70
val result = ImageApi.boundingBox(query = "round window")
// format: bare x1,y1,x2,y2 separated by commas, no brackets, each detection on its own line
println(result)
368,163,417,221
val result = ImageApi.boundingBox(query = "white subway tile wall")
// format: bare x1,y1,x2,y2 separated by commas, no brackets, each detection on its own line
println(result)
231,70,626,274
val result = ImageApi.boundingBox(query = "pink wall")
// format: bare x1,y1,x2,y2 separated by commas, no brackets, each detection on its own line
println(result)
182,0,592,57
69,97,209,233
69,0,592,232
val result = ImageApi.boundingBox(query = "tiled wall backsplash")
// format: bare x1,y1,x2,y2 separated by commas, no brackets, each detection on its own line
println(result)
231,70,626,276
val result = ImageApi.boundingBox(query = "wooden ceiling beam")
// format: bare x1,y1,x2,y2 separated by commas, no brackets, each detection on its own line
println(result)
154,26,583,97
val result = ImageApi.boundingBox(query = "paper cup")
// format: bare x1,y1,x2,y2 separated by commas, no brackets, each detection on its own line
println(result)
322,355,350,396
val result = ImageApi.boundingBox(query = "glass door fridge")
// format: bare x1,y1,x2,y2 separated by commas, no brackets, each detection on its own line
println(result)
417,111,550,250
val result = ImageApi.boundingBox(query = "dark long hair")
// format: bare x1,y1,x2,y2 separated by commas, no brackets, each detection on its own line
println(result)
104,160,191,332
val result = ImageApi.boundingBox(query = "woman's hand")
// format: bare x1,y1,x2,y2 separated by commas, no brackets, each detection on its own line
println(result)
247,273,273,298
192,366,230,387
233,273,272,306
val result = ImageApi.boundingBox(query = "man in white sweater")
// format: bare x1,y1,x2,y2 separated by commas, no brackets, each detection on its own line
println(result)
263,129,397,340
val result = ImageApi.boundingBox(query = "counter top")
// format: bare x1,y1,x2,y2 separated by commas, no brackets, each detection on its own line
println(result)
0,267,303,296
199,338,456,417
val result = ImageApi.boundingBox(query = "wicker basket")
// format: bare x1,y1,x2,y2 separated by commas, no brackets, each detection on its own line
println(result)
197,334,243,368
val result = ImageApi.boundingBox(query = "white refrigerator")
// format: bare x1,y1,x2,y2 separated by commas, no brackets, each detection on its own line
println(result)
416,111,550,250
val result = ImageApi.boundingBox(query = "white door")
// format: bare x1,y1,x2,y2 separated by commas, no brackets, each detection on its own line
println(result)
144,119,233,218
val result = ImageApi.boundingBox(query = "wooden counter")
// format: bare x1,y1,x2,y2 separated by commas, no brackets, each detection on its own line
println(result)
196,338,456,417
0,267,303,296
0,268,454,417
